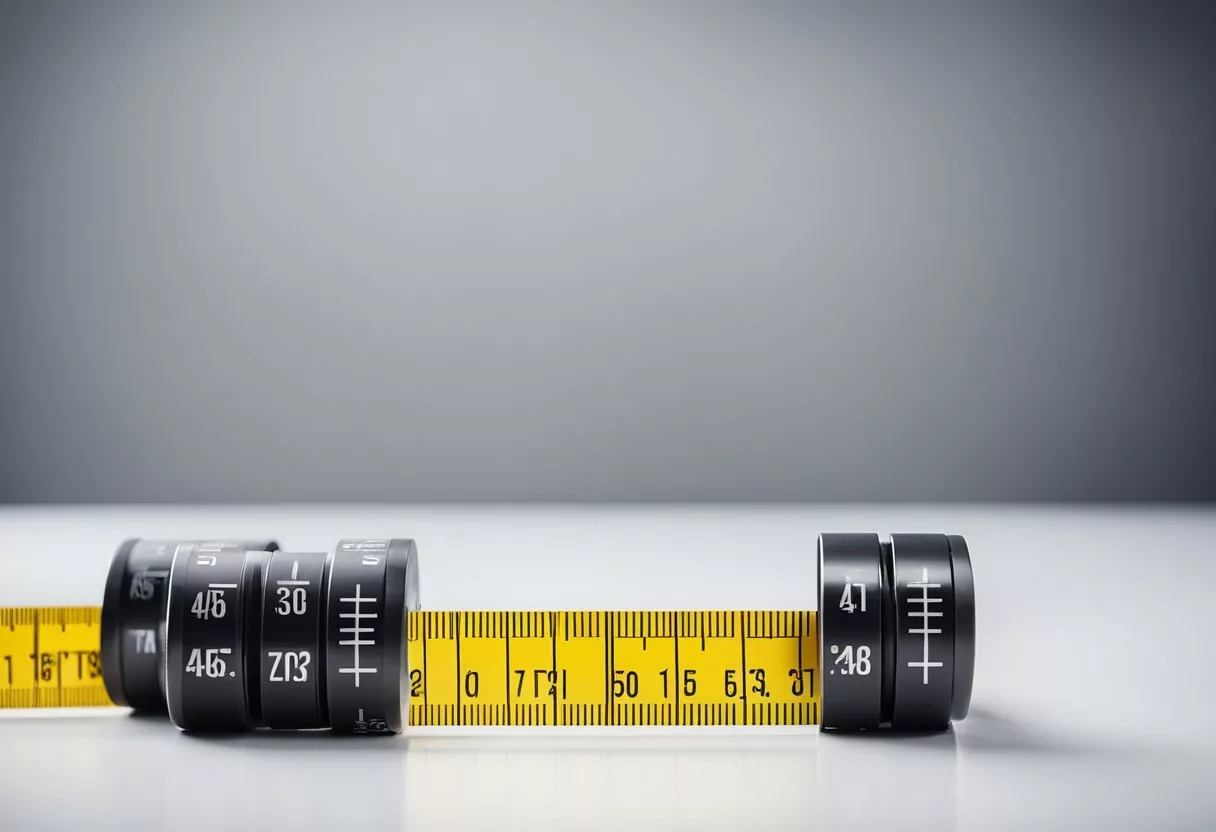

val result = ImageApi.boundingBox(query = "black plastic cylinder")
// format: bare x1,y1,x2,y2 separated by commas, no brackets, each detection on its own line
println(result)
817,532,975,731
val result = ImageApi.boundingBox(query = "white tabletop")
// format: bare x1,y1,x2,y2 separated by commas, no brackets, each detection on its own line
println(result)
1,505,1213,830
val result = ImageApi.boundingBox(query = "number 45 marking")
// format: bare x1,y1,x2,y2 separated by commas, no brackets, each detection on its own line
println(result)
838,582,867,614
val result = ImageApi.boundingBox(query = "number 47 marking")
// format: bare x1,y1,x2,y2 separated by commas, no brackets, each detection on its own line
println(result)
839,582,866,614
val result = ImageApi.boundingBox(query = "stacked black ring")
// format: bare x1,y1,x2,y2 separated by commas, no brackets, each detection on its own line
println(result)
817,533,885,730
889,534,956,729
156,539,420,733
818,532,975,731
260,551,328,729
325,539,420,734
101,539,279,713
164,543,260,731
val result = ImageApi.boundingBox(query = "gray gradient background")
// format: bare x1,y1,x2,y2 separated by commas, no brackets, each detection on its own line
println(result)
2,1,1214,503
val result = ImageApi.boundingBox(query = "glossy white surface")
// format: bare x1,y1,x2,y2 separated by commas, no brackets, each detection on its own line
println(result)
1,505,1213,830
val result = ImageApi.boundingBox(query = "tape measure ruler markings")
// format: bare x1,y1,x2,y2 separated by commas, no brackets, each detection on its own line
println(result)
408,610,819,727
0,607,819,725
0,606,109,708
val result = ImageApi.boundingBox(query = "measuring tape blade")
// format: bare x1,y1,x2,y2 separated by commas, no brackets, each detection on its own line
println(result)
407,610,819,727
0,607,110,708
0,606,819,725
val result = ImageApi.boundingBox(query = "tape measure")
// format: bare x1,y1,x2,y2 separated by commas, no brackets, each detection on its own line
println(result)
0,607,820,725
406,610,818,727
0,606,109,709
0,533,975,732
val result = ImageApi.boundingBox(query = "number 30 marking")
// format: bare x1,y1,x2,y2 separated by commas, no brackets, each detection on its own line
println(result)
276,586,307,616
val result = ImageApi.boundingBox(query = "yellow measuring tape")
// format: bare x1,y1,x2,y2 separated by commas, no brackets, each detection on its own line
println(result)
0,608,109,708
0,607,820,725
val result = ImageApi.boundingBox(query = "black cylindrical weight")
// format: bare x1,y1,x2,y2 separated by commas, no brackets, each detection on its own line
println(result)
889,534,956,730
324,539,420,734
259,551,328,729
101,538,277,712
165,543,258,731
817,532,975,732
817,533,885,730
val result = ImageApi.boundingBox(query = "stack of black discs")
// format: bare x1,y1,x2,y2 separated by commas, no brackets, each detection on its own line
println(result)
103,538,421,734
817,533,975,730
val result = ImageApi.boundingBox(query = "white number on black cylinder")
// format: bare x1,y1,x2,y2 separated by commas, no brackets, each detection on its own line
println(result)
838,582,867,614
276,586,307,616
832,644,872,675
191,588,227,620
268,650,310,682
185,647,230,678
